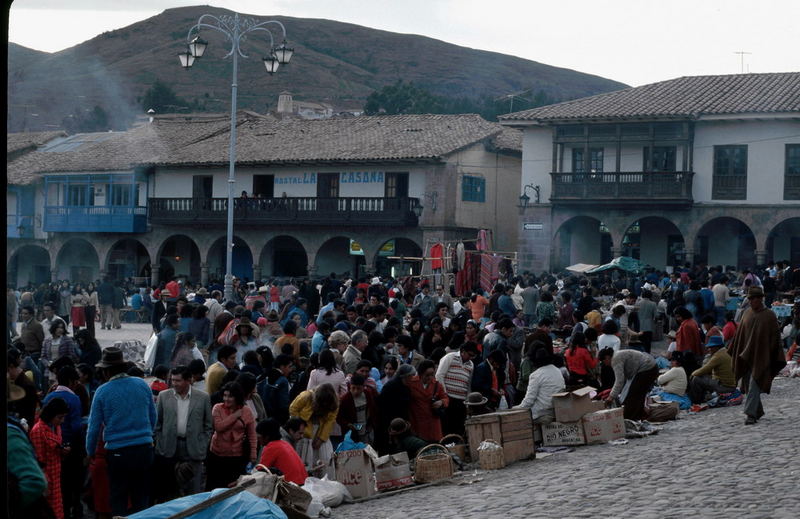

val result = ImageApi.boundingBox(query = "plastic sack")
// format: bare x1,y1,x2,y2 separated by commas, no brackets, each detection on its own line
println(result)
143,332,158,373
477,440,501,452
303,476,352,508
335,431,366,452
128,487,287,519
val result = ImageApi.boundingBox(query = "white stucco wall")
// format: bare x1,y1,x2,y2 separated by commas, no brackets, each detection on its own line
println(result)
693,119,800,204
520,126,553,202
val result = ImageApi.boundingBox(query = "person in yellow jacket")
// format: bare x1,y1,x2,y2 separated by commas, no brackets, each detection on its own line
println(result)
288,383,339,477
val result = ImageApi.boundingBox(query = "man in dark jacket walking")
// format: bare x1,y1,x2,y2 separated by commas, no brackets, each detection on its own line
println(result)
97,278,115,330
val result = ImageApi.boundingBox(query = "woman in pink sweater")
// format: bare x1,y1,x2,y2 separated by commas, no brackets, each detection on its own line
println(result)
206,381,257,490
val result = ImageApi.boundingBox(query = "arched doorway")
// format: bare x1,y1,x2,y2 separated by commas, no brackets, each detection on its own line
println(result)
260,236,307,278
553,216,612,270
621,217,685,270
158,235,201,284
374,238,422,277
106,239,151,283
315,237,365,278
766,217,800,266
55,239,99,283
694,217,756,269
208,236,253,283
8,245,50,287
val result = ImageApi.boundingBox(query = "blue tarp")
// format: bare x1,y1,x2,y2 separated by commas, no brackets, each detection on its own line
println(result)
128,488,287,519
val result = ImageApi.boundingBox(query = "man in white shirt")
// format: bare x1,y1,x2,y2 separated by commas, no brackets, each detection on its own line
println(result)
514,349,565,424
41,302,67,341
712,276,731,326
154,366,212,498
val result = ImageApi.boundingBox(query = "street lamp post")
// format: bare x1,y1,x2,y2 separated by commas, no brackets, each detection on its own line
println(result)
179,12,293,302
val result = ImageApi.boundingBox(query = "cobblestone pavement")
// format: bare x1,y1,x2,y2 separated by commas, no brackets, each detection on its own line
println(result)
335,377,799,519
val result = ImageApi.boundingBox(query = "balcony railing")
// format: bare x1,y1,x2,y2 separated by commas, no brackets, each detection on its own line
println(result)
712,174,746,200
44,205,148,233
550,171,694,205
149,196,421,227
784,175,800,200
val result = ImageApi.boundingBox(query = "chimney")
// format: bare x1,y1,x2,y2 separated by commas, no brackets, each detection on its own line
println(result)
277,91,293,114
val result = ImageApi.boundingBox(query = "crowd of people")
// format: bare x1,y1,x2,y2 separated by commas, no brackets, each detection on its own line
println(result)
7,260,799,518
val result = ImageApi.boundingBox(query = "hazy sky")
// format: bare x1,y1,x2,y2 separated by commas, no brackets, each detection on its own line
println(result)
8,0,800,86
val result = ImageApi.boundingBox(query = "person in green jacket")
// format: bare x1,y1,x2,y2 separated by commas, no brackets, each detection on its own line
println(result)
388,418,429,459
7,377,48,518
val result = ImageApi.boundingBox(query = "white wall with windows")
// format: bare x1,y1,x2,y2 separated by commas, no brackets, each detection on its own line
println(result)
693,119,800,204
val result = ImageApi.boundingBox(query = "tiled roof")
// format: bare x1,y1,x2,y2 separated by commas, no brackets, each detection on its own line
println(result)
7,113,506,185
490,128,523,154
149,114,503,166
6,115,245,185
7,131,67,155
500,73,800,122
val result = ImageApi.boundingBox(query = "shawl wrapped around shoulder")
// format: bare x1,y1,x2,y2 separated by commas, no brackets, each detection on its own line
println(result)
728,306,786,394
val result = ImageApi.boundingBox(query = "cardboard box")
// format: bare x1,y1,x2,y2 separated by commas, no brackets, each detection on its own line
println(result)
374,452,414,491
334,448,377,499
552,386,605,423
581,408,625,445
542,421,586,446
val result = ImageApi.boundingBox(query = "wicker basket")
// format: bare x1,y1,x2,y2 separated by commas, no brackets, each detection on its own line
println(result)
440,433,469,462
414,444,454,483
478,439,505,470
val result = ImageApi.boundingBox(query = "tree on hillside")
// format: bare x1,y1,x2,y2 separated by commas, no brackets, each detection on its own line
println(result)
61,105,110,133
364,80,443,115
364,80,556,120
141,79,197,113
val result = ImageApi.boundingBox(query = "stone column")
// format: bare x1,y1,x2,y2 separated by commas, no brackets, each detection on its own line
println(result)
252,264,262,283
307,265,318,279
99,270,108,282
51,269,59,283
150,266,160,287
610,246,624,258
755,249,767,266
682,248,695,267
200,263,209,286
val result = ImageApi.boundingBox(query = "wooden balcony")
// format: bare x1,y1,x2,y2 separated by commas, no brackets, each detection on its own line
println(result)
550,171,694,206
44,205,148,233
149,196,421,227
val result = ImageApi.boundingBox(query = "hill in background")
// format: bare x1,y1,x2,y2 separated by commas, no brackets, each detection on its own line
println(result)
7,4,627,132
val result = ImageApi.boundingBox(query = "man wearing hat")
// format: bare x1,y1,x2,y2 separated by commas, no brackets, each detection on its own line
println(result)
728,285,786,425
387,417,429,458
687,335,737,405
86,347,157,516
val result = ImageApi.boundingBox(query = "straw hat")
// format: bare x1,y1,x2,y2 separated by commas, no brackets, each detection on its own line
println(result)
196,287,209,296
259,285,269,293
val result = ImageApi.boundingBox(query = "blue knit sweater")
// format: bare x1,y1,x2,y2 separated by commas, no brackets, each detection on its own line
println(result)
85,375,157,456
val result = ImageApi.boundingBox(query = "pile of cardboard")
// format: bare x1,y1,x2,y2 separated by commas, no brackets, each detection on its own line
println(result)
542,387,625,446
334,445,415,499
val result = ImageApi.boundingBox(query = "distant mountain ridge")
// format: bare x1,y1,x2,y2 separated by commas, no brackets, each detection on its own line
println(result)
7,5,628,132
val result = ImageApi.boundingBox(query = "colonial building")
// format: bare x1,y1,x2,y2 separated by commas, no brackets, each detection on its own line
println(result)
7,112,520,287
500,72,800,273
